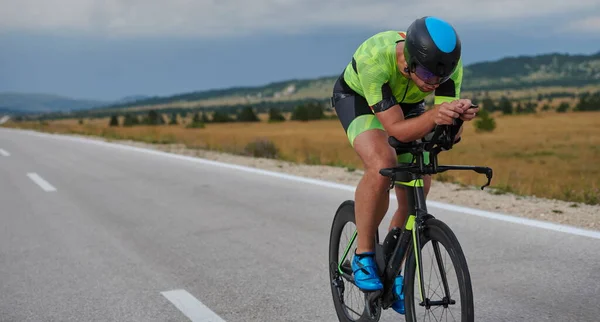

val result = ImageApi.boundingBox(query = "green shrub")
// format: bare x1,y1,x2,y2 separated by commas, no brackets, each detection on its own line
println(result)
473,108,496,132
244,138,279,159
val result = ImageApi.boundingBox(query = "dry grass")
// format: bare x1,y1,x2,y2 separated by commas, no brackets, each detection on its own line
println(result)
6,110,600,204
436,112,599,204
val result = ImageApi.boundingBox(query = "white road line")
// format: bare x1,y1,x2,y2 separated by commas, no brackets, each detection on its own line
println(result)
5,128,600,240
0,149,9,156
161,289,226,322
27,173,57,192
426,200,600,240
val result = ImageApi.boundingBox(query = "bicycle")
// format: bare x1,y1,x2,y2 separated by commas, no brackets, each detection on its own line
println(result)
328,110,493,322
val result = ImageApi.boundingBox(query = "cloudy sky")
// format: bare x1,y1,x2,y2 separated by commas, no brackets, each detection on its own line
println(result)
1,0,599,101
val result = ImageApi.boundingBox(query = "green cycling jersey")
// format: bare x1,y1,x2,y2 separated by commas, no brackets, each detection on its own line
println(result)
342,30,463,110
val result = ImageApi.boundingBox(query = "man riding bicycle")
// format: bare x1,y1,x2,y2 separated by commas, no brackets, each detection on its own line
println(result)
330,16,478,314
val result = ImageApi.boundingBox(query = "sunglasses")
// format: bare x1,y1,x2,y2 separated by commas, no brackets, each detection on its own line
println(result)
412,64,452,85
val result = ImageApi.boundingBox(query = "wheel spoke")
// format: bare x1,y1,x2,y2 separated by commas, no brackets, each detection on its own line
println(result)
407,222,471,322
448,305,457,321
332,217,366,321
428,306,442,322
428,245,435,299
343,304,362,317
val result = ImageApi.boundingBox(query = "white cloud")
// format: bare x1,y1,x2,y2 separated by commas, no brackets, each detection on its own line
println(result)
0,0,599,38
564,16,600,33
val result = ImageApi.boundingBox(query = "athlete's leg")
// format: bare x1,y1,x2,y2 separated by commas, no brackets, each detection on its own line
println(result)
389,175,431,230
332,74,393,291
352,129,398,254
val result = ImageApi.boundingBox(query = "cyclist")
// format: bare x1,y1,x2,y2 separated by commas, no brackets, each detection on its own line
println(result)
330,16,478,314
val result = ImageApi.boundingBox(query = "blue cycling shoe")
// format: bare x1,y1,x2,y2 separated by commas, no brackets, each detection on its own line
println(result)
391,275,405,314
351,252,383,291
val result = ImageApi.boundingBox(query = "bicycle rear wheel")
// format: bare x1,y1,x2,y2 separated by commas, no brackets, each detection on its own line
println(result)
328,200,380,322
404,218,474,322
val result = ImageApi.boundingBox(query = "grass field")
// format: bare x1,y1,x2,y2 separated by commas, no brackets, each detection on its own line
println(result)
5,111,599,205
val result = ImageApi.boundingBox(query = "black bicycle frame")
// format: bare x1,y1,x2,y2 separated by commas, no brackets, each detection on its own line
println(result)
376,152,437,310
374,122,493,311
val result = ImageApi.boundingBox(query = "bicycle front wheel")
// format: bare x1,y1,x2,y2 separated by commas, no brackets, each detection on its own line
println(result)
328,200,380,322
404,218,474,322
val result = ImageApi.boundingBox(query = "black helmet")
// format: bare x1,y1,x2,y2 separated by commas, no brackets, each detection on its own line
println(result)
404,16,461,84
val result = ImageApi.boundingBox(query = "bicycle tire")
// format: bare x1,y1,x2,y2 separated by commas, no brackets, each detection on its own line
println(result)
328,200,381,322
404,218,474,322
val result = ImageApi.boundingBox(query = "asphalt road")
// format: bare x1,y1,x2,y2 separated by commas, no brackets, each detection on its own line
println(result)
1,127,599,322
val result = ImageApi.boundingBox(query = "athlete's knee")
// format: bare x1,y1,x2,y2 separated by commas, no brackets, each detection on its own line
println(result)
364,155,397,191
353,129,397,190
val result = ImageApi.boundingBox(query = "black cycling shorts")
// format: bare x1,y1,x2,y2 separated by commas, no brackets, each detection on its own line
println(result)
332,73,425,144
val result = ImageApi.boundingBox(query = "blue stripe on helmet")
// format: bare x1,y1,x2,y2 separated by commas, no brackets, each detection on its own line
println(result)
424,17,456,53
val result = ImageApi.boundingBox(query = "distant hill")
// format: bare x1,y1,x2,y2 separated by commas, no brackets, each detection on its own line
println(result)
0,92,108,115
5,51,600,118
86,51,599,114
93,77,336,111
114,95,152,105
462,51,600,90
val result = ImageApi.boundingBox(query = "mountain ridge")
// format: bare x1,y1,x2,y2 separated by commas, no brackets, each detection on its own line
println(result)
3,51,599,115
95,51,600,112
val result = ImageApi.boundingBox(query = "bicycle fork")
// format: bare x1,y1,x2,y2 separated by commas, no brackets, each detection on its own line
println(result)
410,213,456,310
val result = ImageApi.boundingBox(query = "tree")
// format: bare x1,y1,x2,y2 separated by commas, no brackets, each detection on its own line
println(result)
291,104,309,121
521,101,537,114
192,111,201,123
268,108,286,122
575,92,600,111
291,102,324,121
109,114,119,127
305,102,325,120
169,112,178,125
237,106,260,122
498,96,513,115
557,102,570,113
145,110,164,125
211,110,234,123
481,97,497,112
123,113,139,127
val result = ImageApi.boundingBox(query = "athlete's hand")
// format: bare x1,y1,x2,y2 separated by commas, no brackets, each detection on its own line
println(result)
455,99,479,121
434,102,462,125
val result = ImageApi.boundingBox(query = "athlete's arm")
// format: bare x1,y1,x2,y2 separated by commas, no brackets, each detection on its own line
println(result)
432,60,478,142
376,102,461,142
